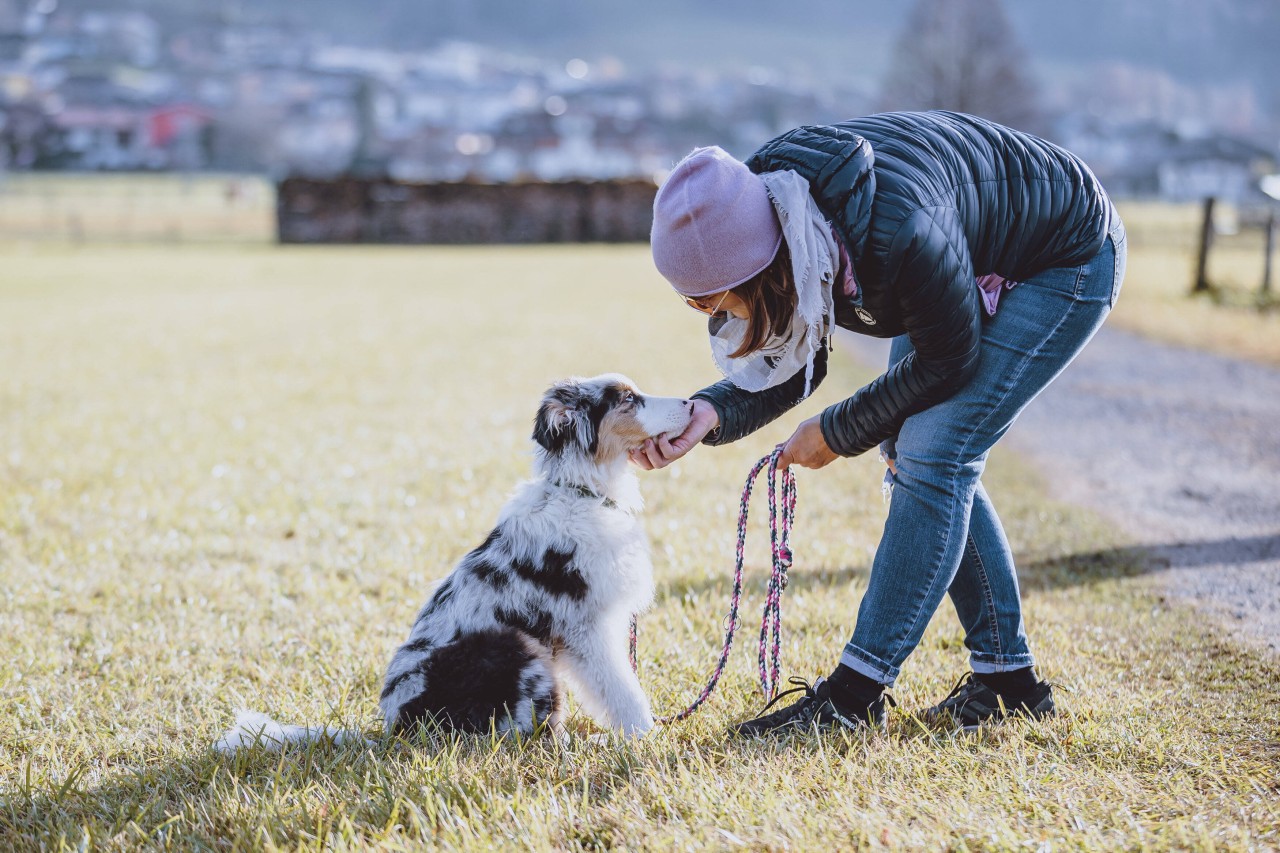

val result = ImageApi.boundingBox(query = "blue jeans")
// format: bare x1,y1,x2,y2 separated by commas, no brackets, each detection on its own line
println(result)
840,217,1127,685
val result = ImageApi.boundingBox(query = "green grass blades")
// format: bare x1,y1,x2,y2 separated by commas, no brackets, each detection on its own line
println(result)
2,244,1278,849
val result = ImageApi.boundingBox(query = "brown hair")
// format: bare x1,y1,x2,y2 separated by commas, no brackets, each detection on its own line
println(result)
727,242,795,359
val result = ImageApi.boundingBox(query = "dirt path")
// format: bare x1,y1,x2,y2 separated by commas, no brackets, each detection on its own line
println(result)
841,327,1280,655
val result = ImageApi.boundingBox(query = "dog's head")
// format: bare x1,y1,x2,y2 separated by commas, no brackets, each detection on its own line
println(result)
532,374,693,467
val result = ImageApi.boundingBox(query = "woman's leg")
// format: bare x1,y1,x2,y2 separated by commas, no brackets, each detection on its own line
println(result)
840,227,1125,686
881,343,1032,673
951,482,1032,672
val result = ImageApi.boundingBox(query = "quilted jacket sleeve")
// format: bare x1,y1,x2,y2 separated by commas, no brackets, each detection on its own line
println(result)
820,206,983,456
690,345,828,446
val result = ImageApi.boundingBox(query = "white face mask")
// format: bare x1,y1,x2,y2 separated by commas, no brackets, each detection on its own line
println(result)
708,169,838,397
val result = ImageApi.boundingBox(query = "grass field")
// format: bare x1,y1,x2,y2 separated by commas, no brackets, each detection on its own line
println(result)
0,174,273,244
1,174,1275,365
1110,202,1280,366
2,244,1277,849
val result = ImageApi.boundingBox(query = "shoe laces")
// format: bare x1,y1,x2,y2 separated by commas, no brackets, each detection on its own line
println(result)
757,676,822,715
942,672,983,703
756,676,896,717
940,672,1059,715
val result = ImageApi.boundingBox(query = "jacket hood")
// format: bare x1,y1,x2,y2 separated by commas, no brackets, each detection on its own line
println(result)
744,126,876,269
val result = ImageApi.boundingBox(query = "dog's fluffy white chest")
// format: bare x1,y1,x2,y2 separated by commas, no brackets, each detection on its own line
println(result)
498,480,655,615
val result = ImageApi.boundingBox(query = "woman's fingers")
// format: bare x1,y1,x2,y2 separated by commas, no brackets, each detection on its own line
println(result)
640,438,669,469
775,445,793,470
776,416,837,470
776,424,804,469
632,404,717,471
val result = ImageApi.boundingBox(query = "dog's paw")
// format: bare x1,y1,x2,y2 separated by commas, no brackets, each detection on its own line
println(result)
587,724,652,746
621,714,655,738
592,716,654,743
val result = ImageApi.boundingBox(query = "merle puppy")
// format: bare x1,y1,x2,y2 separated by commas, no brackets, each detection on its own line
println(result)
376,373,692,738
217,375,691,751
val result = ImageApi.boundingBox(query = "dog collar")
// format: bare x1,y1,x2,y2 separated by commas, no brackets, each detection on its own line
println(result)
554,480,621,510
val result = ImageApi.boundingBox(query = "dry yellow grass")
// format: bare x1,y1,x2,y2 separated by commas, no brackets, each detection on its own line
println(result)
1110,202,1280,365
3,173,1276,364
0,174,273,244
2,243,1277,849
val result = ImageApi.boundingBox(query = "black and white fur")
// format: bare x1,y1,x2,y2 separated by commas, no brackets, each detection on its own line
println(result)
215,374,691,751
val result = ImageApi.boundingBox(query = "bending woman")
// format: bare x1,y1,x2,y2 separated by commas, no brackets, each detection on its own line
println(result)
635,111,1125,735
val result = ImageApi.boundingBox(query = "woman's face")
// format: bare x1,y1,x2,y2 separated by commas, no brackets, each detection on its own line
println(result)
685,289,751,321
717,291,751,320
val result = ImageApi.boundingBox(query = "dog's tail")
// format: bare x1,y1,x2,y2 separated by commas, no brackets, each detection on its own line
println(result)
213,709,372,754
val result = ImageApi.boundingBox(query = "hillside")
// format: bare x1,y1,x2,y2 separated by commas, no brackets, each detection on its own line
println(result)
61,0,1280,100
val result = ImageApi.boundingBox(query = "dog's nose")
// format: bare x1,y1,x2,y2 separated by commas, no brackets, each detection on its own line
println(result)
684,400,694,411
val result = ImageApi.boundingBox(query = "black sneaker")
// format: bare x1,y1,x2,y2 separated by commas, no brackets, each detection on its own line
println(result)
732,676,891,737
921,673,1055,731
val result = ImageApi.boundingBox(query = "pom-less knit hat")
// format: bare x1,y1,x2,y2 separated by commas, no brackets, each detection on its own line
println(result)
651,146,783,298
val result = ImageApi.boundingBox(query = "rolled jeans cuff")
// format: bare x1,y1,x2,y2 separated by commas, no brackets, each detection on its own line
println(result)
839,644,898,687
970,652,1036,674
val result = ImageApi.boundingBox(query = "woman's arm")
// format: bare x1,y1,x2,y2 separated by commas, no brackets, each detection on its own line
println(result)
820,207,982,457
630,348,828,470
692,345,828,445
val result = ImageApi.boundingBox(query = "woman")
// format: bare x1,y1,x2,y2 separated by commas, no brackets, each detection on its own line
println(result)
636,111,1125,736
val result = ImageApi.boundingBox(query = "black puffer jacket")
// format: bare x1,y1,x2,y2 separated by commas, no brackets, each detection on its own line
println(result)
692,111,1114,457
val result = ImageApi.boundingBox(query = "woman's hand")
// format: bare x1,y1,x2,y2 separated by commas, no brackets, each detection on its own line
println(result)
629,398,719,470
777,414,839,470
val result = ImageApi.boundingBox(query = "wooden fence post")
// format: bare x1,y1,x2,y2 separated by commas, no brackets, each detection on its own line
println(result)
1263,209,1276,297
1193,196,1216,294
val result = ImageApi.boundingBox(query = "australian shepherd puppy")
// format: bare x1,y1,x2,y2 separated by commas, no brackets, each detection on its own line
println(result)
216,374,691,751
378,373,692,738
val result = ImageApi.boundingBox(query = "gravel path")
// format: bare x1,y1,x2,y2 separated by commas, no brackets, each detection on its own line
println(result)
841,326,1280,656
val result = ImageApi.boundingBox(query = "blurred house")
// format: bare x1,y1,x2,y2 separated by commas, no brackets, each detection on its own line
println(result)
6,0,1270,194
49,101,210,169
52,103,150,169
36,62,210,169
1,2,878,180
1059,118,1278,204
1155,136,1277,205
0,99,49,168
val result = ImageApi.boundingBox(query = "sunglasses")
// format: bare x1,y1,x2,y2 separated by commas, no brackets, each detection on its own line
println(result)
681,289,731,317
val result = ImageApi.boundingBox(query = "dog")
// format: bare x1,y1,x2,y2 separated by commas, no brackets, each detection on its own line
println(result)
215,374,692,752
378,373,693,738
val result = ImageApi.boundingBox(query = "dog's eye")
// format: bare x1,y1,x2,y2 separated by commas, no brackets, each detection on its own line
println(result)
622,392,636,405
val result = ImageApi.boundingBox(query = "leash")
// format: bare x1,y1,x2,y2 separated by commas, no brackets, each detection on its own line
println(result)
629,446,797,723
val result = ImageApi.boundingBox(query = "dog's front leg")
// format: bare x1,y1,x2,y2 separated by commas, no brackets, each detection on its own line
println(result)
563,631,654,738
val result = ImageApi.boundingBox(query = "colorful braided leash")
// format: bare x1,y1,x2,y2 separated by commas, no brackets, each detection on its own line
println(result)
629,446,797,723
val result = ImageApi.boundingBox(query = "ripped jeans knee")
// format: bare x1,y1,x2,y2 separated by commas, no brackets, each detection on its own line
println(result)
879,436,898,503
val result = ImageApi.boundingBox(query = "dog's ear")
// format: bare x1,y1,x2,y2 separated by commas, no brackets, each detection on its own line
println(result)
532,382,581,455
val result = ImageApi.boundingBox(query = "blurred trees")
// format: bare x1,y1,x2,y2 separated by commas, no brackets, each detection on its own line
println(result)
878,0,1043,133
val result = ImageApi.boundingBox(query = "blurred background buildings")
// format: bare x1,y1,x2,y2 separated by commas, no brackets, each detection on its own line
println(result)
0,0,1275,204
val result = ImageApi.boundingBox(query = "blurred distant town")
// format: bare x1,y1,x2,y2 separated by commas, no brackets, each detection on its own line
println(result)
0,0,1276,205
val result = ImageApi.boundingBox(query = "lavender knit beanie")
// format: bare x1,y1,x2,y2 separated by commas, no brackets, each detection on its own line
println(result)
651,146,783,298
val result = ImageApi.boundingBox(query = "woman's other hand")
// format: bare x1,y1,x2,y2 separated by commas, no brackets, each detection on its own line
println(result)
630,398,719,470
777,415,838,470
